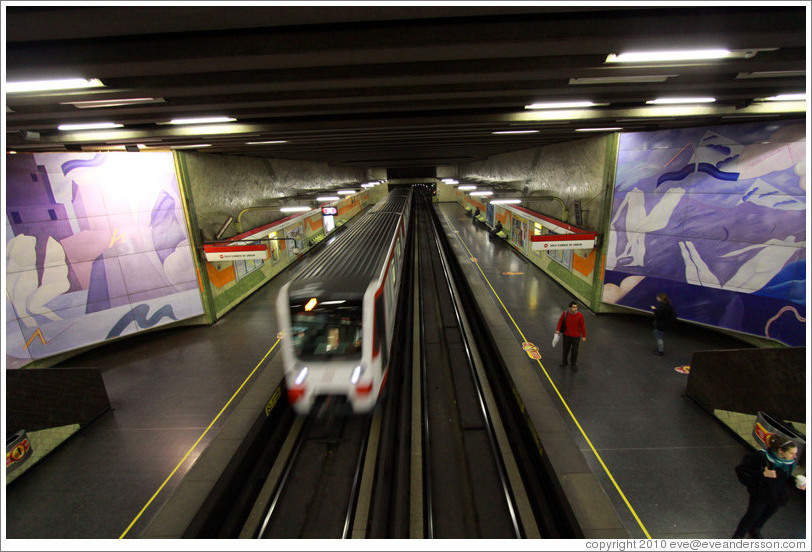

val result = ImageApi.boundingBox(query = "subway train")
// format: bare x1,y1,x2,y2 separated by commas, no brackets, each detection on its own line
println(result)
276,187,413,414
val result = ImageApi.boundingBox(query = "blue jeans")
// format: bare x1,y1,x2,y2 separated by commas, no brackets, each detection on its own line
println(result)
653,329,664,353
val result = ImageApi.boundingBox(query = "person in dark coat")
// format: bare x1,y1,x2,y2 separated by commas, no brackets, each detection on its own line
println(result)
650,292,675,356
732,436,806,538
556,301,586,371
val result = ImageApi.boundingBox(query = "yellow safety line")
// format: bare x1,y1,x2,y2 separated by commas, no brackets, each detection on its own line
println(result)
453,230,652,539
118,340,280,539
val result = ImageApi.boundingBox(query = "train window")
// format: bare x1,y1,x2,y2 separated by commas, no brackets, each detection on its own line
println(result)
289,300,363,360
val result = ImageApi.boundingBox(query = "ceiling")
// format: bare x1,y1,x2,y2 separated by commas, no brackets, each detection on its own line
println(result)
4,4,807,171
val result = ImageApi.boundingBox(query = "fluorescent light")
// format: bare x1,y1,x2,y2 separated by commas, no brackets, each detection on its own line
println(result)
337,190,356,195
316,196,339,202
606,49,731,63
61,97,164,109
490,199,522,205
166,117,236,125
458,185,477,191
246,140,288,144
170,144,211,149
493,130,540,135
525,101,600,110
442,179,459,184
576,127,623,132
759,93,806,102
361,183,376,188
646,97,716,105
57,122,123,131
470,191,494,197
280,206,312,213
7,78,105,93
569,75,677,85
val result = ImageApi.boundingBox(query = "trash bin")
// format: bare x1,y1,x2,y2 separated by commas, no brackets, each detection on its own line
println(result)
753,411,805,465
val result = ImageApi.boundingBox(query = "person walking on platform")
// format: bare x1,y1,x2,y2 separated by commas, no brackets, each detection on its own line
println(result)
650,292,675,356
556,301,586,371
732,435,806,538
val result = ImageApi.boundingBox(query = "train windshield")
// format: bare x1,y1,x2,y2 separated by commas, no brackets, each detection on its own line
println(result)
288,300,363,360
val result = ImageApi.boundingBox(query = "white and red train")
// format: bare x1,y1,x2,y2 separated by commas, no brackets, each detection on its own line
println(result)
276,187,412,414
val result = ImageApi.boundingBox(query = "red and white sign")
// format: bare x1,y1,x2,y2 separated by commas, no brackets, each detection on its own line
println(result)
204,244,269,262
531,232,596,251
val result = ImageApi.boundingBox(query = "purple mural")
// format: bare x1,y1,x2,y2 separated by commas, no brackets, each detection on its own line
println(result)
603,120,806,346
5,152,204,369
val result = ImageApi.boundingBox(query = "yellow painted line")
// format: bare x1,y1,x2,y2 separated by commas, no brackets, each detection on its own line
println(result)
450,227,652,539
118,340,280,539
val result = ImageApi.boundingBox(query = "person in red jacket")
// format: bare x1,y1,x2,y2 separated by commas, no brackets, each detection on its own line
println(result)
556,301,586,371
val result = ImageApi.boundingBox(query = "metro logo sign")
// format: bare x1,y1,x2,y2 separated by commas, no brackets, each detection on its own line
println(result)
531,232,596,251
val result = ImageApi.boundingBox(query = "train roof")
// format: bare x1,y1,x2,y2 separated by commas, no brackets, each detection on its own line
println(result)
286,188,411,300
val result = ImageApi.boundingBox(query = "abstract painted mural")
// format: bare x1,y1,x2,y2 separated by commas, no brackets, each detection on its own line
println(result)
5,152,204,369
603,120,806,346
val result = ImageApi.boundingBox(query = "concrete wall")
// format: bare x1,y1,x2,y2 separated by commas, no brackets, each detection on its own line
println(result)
180,152,366,240
461,136,612,232
457,135,617,309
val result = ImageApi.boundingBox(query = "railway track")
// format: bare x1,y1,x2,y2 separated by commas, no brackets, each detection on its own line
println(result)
225,191,579,538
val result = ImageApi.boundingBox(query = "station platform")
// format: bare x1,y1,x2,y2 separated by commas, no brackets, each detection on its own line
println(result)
4,201,807,542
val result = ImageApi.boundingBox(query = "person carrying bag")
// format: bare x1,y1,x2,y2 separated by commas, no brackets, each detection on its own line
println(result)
555,301,586,371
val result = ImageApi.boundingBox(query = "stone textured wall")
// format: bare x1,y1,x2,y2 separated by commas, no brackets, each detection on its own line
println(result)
460,136,611,231
183,153,366,239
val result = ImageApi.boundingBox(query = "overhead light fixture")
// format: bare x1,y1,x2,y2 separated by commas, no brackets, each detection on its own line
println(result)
575,127,623,132
337,190,356,195
57,122,124,131
525,101,601,110
61,97,164,109
7,78,105,93
441,178,459,184
316,196,340,202
166,117,237,125
646,97,716,105
170,144,212,149
569,75,677,85
606,49,731,63
493,129,539,135
736,70,806,79
246,140,288,145
470,191,494,197
457,185,477,191
280,206,312,213
758,93,806,102
490,199,522,205
361,182,377,188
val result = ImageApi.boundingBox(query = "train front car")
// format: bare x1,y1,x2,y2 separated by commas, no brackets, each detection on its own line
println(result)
276,187,412,414
278,285,373,414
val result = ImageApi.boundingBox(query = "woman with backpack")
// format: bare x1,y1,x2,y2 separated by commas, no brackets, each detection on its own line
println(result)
733,435,806,538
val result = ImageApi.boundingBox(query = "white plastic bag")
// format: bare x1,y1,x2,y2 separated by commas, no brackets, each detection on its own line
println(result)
552,333,561,348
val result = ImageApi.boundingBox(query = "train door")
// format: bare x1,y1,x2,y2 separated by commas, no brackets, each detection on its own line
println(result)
486,203,495,227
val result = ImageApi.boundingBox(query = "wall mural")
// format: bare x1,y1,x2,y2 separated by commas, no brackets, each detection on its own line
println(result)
5,152,204,369
602,120,806,346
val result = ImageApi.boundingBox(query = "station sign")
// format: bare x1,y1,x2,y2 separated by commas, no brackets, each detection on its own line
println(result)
531,232,597,251
322,206,338,216
203,243,269,262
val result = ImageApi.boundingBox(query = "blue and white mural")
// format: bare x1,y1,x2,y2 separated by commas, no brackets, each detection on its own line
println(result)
603,121,806,346
6,152,204,369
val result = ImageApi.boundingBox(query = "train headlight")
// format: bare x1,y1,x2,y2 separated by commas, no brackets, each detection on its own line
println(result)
294,366,309,385
350,365,363,384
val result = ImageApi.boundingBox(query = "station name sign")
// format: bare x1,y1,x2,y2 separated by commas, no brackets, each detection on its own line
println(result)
530,232,597,251
203,243,269,262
